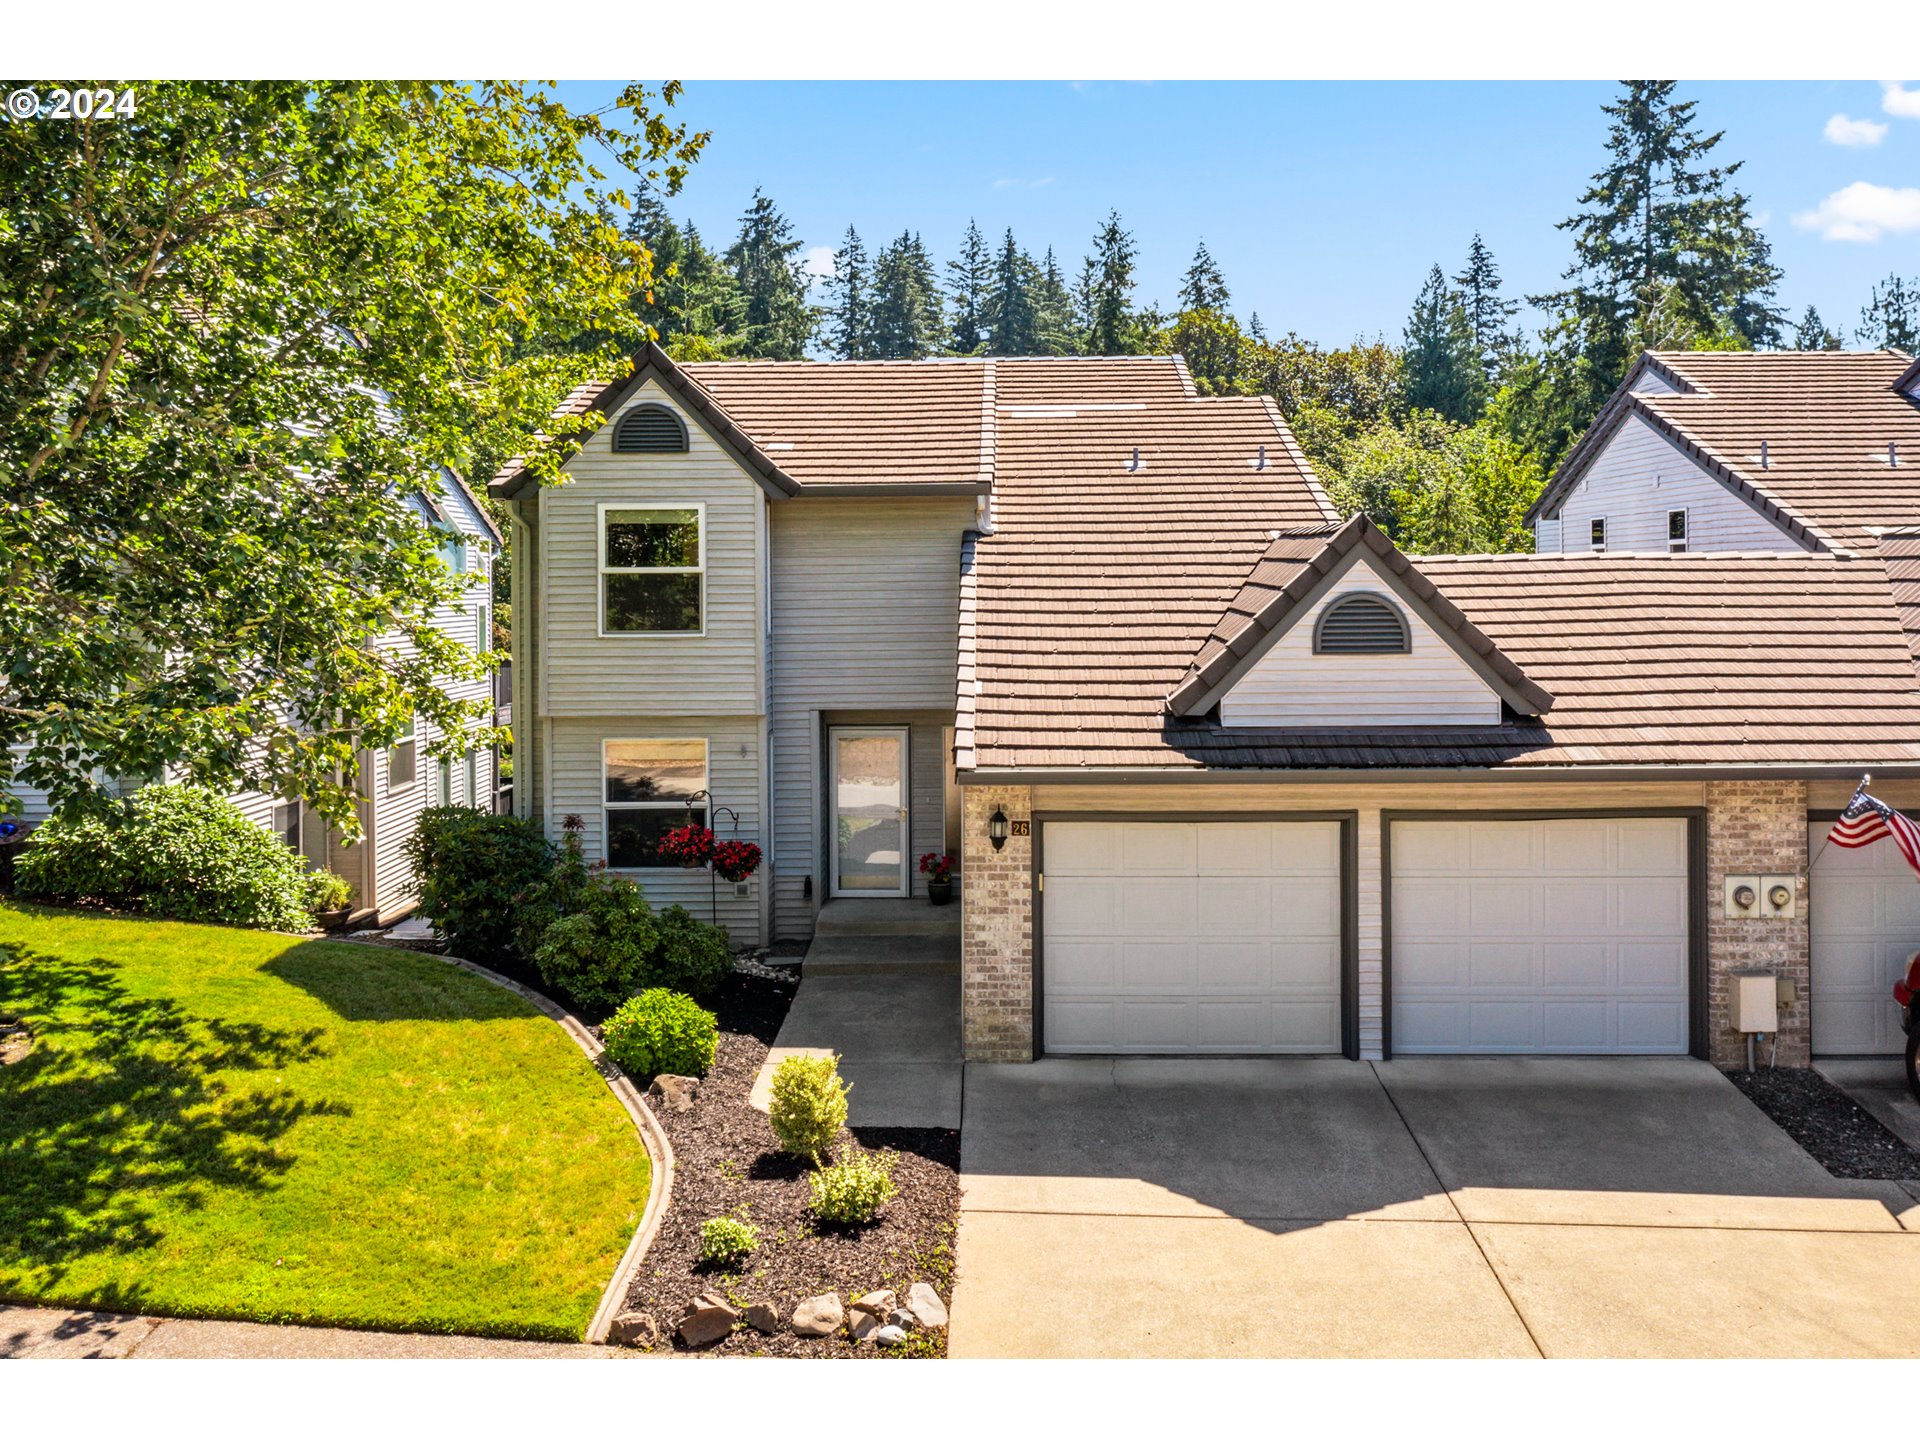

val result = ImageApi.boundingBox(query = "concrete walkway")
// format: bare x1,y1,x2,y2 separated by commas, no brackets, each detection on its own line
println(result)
750,899,962,1129
0,1303,636,1359
950,1056,1920,1358
1816,1056,1920,1151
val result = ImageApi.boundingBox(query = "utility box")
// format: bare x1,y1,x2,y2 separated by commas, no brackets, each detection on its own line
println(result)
1730,969,1780,1034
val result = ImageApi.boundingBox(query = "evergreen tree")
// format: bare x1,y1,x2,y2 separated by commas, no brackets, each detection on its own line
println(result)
1034,247,1078,356
1451,233,1520,380
986,229,1039,356
1793,305,1841,351
725,187,817,359
1179,239,1230,312
625,188,745,355
947,219,993,354
1248,311,1267,343
1084,210,1139,355
1859,274,1919,351
824,225,871,360
868,230,945,359
1404,264,1484,423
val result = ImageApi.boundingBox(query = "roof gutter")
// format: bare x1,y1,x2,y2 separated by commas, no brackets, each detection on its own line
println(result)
956,763,1920,787
796,482,993,498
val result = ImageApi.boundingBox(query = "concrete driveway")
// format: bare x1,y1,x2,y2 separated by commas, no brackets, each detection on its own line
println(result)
950,1057,1920,1358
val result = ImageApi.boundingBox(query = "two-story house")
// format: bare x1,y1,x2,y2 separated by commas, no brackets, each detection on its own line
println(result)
7,464,501,925
503,344,1920,1073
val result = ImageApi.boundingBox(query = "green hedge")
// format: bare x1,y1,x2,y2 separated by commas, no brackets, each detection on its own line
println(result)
407,807,554,961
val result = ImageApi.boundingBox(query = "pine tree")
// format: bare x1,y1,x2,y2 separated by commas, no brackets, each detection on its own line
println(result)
947,219,992,355
1034,247,1078,356
1793,305,1841,351
625,189,745,355
824,225,870,360
1859,274,1919,351
986,229,1039,356
1084,210,1139,355
868,230,946,359
1451,233,1520,380
1248,312,1267,344
1404,264,1484,423
1179,239,1230,312
725,187,818,360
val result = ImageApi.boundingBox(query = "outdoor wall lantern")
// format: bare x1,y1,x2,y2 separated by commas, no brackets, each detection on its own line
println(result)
987,807,1009,851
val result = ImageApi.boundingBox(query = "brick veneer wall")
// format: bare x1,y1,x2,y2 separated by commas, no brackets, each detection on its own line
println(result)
1705,780,1810,1067
960,784,1034,1061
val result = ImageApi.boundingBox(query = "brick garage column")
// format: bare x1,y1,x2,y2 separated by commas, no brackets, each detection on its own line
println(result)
960,784,1035,1061
1704,781,1810,1067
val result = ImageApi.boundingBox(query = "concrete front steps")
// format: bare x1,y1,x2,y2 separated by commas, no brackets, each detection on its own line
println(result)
803,896,959,975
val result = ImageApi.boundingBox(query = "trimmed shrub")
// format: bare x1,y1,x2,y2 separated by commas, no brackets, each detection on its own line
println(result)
533,871,658,1014
407,806,553,960
602,988,717,1080
768,1053,849,1160
808,1150,898,1225
15,786,318,930
642,904,731,997
698,1215,759,1266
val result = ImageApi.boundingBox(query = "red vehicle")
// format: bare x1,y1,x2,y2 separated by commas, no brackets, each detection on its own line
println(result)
1898,954,1920,1103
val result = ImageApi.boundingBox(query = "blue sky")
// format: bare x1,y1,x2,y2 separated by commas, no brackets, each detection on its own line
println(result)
557,80,1920,349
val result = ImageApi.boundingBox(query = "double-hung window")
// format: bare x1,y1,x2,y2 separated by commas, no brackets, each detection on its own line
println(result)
600,504,703,635
603,739,708,868
388,716,418,791
434,754,452,806
1667,508,1689,553
1590,517,1607,552
463,750,478,808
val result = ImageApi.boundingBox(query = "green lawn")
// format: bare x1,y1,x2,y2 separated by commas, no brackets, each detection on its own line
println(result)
0,902,649,1340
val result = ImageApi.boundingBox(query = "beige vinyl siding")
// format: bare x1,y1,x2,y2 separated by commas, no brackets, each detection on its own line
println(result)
1544,413,1799,554
537,379,766,718
548,715,763,944
1631,368,1680,396
768,497,975,940
1030,778,1711,1059
1219,563,1500,728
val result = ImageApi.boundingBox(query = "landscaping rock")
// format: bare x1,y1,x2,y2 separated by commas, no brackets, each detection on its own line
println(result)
849,1287,896,1318
790,1292,844,1338
648,1074,701,1112
848,1310,884,1342
677,1292,740,1348
887,1308,917,1331
905,1282,949,1331
873,1324,910,1348
746,1301,781,1335
607,1310,660,1348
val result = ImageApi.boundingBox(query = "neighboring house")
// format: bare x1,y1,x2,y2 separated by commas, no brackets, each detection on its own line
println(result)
1528,349,1920,555
502,343,1920,1073
7,465,501,924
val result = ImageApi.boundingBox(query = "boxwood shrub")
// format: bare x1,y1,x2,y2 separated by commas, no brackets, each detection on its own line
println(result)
407,806,554,960
601,988,718,1081
14,785,318,930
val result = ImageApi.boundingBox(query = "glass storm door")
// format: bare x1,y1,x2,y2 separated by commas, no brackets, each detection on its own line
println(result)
830,726,909,897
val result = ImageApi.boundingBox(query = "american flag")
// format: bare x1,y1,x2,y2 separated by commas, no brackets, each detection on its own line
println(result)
1831,787,1920,879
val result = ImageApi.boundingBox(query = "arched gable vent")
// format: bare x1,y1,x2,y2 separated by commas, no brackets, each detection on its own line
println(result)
612,403,689,454
1313,592,1410,655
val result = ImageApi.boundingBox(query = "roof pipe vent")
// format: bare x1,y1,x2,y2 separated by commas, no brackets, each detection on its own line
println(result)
1257,444,1267,471
1128,446,1141,472
1760,439,1770,470
1892,441,1901,468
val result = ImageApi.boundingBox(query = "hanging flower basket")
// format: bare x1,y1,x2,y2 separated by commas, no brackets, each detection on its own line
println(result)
659,824,715,870
711,840,763,884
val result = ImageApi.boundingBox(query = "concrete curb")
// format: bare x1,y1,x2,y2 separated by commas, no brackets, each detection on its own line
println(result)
333,938,675,1346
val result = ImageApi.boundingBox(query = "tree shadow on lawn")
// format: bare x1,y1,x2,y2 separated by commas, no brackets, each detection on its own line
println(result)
262,941,531,1022
0,946,347,1300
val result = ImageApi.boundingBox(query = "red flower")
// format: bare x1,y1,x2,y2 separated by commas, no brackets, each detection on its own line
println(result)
712,840,762,882
918,850,956,882
658,824,715,867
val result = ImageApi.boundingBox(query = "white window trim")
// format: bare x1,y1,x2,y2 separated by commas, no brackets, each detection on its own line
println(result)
601,737,710,872
597,501,706,639
1590,517,1607,553
1667,507,1689,553
387,716,419,793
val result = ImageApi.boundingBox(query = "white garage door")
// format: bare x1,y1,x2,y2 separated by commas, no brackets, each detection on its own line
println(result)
1391,817,1690,1054
1809,819,1920,1055
1041,820,1344,1054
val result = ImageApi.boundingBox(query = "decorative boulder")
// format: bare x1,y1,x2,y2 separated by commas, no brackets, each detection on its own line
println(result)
905,1282,949,1331
677,1291,740,1348
648,1075,701,1112
608,1310,660,1348
790,1292,844,1338
873,1324,910,1347
746,1301,781,1335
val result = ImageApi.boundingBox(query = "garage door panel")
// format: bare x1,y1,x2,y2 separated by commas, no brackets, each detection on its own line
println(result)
1391,817,1690,1055
1810,820,1917,1055
1042,820,1344,1055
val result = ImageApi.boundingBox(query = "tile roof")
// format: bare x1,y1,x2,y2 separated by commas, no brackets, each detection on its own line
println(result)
1165,514,1552,718
961,545,1920,773
1532,349,1920,550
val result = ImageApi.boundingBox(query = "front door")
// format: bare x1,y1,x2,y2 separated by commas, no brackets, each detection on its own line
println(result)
830,726,909,897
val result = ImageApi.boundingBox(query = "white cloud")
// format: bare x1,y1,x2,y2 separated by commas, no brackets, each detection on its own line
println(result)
1883,80,1920,118
802,245,836,281
1825,112,1889,146
1793,181,1920,242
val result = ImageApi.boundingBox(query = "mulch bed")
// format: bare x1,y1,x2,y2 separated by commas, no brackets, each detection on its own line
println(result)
626,972,959,1358
1728,1067,1920,1180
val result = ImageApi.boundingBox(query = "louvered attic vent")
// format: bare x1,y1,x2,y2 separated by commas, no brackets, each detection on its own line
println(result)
1313,593,1410,655
613,404,689,453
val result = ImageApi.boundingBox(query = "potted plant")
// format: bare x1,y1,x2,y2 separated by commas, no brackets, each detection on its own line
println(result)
307,870,355,930
919,851,957,906
659,824,716,870
711,839,763,884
